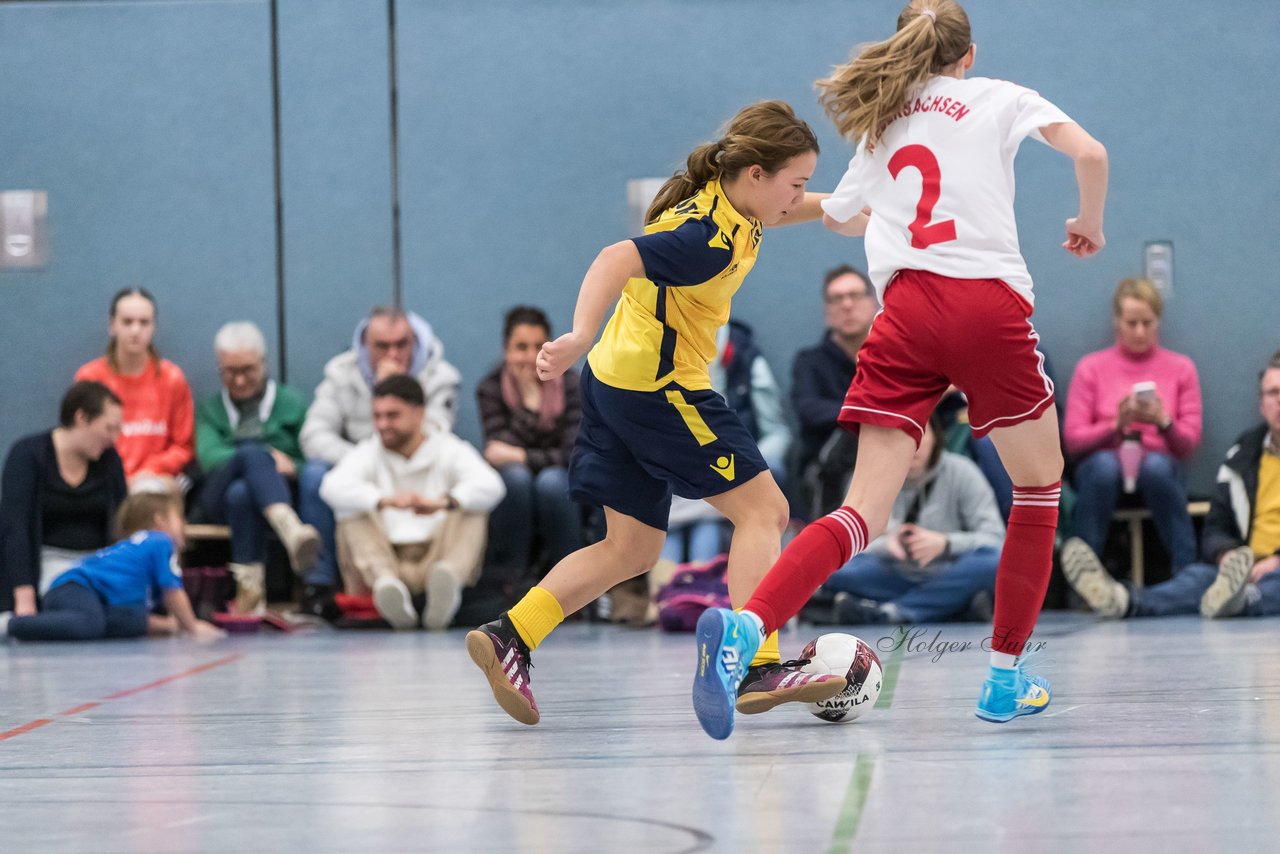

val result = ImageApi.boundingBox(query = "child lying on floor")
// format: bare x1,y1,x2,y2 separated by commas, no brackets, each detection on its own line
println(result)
2,491,224,642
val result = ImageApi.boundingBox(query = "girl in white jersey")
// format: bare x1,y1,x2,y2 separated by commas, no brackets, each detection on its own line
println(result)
692,0,1108,739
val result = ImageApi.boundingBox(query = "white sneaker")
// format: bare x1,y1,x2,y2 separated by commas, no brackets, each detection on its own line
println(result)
0,611,12,639
1200,546,1254,619
423,569,461,631
373,576,418,630
1062,537,1129,618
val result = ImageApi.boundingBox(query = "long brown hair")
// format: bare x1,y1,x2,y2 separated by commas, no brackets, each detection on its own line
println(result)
645,100,819,225
816,1,972,147
106,287,162,375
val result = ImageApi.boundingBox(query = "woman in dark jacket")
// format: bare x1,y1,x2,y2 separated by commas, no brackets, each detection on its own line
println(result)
1,382,127,613
477,307,583,581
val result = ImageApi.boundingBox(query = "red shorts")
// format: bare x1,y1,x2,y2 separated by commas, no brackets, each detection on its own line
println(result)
839,269,1055,445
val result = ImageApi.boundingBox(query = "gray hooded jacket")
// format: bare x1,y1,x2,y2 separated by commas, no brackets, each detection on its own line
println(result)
864,452,1006,576
301,311,461,465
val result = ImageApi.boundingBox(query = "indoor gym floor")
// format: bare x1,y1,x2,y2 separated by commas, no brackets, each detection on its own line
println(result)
1,613,1277,853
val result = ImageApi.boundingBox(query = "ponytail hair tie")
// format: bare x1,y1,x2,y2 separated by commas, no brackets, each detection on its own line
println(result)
920,9,936,21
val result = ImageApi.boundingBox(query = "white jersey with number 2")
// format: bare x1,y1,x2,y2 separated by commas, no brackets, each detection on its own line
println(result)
822,75,1071,308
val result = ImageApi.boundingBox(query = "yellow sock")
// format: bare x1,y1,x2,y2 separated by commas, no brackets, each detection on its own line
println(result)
750,631,781,668
508,587,565,651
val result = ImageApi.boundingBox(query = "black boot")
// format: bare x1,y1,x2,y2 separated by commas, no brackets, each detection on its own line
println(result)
299,584,341,622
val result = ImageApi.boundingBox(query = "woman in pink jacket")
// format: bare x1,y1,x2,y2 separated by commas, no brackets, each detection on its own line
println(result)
1062,278,1201,572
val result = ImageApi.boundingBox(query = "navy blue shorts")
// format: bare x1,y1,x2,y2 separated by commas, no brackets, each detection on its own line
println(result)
569,364,768,530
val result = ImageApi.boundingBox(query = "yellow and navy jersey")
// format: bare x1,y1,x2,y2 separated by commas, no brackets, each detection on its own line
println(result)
588,178,763,393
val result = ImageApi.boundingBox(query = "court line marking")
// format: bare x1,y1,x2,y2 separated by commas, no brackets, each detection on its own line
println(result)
826,640,905,854
874,642,905,709
826,753,876,854
0,653,244,742
101,654,242,700
825,619,1092,851
0,719,55,741
7,796,717,853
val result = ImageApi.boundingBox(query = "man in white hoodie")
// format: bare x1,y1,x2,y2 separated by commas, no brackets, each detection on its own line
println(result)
320,375,504,630
297,307,462,616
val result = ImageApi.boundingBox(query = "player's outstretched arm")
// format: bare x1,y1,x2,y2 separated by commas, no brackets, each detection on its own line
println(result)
773,192,832,227
823,207,871,238
1042,122,1108,257
537,241,644,381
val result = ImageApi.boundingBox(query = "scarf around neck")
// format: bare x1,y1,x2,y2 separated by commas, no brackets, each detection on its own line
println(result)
500,367,564,432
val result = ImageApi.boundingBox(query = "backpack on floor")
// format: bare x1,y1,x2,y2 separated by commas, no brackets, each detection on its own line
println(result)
654,554,730,632
182,566,234,621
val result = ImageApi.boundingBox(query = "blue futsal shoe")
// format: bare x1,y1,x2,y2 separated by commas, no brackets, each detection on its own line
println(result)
974,660,1051,723
692,608,761,740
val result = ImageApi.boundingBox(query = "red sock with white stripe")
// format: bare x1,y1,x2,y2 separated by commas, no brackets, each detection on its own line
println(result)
742,507,868,636
989,483,1060,668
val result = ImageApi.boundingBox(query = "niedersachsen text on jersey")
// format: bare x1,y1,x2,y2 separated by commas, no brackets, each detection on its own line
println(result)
899,95,971,122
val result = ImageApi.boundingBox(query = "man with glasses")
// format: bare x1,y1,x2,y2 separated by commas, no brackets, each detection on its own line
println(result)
297,307,462,617
790,265,878,516
1065,350,1280,620
194,321,318,613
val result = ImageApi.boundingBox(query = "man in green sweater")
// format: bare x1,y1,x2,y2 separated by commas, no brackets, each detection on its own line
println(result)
195,322,319,613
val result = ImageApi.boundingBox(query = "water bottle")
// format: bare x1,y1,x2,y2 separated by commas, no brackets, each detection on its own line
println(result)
1119,431,1144,493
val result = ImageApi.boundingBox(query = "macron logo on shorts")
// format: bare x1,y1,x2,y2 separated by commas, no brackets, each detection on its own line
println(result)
710,454,735,482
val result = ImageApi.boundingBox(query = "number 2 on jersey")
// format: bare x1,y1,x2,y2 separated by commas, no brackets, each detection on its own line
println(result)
888,145,957,249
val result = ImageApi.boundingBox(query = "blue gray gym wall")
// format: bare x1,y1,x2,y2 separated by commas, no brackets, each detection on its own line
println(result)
2,0,1276,493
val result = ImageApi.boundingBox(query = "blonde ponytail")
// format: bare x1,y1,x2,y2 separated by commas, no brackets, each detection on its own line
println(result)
816,1,972,147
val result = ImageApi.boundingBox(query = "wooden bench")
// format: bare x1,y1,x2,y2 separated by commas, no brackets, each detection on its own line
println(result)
1112,500,1211,588
184,524,231,541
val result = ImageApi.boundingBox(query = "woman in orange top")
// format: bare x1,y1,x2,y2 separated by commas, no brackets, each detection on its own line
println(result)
75,288,194,488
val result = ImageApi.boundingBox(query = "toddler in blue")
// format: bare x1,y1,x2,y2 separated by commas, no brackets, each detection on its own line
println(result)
1,492,224,642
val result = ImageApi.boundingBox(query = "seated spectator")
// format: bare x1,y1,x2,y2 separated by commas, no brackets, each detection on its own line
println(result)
320,376,504,630
820,414,1005,624
791,265,875,518
75,288,194,490
194,322,319,614
937,349,1062,521
1,381,126,614
1064,278,1202,573
1064,351,1280,620
477,306,583,582
1,491,223,642
298,306,462,612
935,388,1014,517
663,317,792,563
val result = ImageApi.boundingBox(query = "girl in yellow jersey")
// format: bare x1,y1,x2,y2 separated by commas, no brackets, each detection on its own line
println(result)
467,100,847,725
